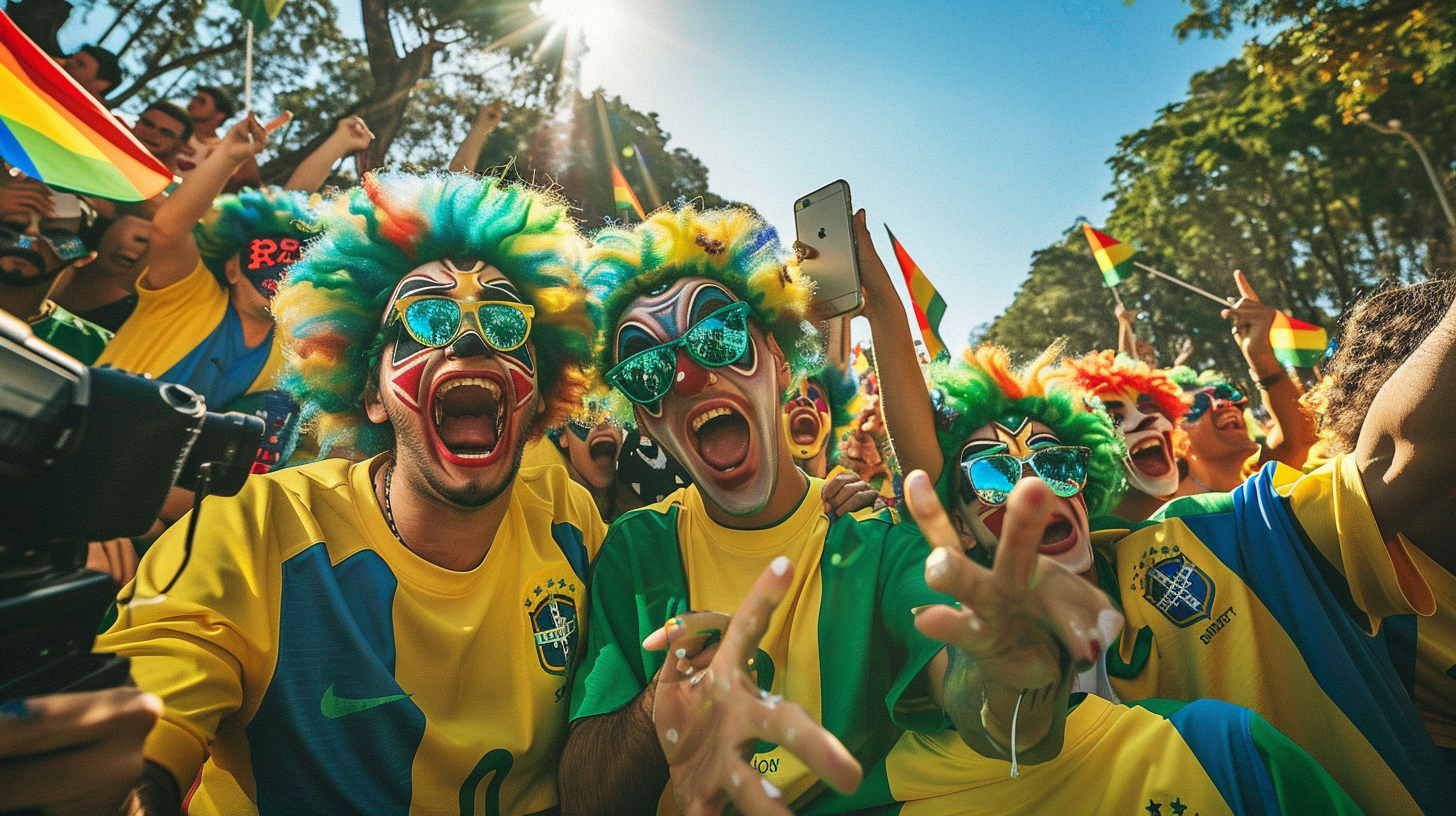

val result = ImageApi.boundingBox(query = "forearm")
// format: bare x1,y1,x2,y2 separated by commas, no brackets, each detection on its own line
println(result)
939,646,1069,766
286,138,351,193
863,295,942,482
156,146,247,240
1248,350,1315,467
559,684,668,815
1357,296,1456,565
1117,319,1138,358
129,761,180,815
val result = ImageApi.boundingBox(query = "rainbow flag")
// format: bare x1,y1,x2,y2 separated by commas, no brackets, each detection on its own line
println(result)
1270,312,1327,368
0,12,171,201
231,0,287,30
1082,223,1135,287
885,225,947,359
611,161,645,220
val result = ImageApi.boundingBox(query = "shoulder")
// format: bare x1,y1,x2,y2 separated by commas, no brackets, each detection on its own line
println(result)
514,462,607,554
136,257,219,299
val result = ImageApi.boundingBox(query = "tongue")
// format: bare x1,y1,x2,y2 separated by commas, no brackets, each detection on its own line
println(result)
790,414,819,444
439,414,498,451
698,413,750,471
1132,446,1171,476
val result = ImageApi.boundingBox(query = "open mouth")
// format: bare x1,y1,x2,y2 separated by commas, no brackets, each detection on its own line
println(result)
690,404,752,473
788,407,822,446
1128,434,1173,478
1038,514,1077,556
430,375,505,461
1214,410,1244,432
587,435,619,465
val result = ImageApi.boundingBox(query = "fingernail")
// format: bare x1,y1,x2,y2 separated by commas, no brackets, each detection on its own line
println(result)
926,548,949,580
771,556,791,576
665,727,679,744
675,647,687,659
910,604,931,616
761,778,782,799
966,608,983,632
731,771,742,788
1097,609,1121,648
0,700,34,719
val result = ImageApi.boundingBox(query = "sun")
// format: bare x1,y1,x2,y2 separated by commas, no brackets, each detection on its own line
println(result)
535,0,624,42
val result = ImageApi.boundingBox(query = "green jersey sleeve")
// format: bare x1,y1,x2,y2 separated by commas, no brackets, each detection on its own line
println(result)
877,522,955,733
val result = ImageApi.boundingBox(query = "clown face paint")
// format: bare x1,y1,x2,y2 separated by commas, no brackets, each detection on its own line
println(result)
374,259,539,507
614,277,781,517
782,377,832,462
241,234,302,299
954,417,1093,577
1099,387,1179,499
560,418,624,491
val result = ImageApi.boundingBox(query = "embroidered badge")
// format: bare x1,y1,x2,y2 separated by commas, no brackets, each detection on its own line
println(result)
1139,552,1215,628
524,573,580,676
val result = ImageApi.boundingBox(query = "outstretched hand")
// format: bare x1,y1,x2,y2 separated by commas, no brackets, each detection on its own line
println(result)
219,112,293,163
903,470,1119,703
644,558,861,815
1222,270,1280,372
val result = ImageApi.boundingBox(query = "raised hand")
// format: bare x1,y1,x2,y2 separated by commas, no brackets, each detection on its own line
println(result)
820,469,881,519
219,111,293,163
329,115,375,154
903,471,1120,751
1221,270,1281,374
645,558,861,815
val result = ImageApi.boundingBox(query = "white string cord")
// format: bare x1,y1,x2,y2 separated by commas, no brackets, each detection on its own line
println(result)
1009,688,1026,778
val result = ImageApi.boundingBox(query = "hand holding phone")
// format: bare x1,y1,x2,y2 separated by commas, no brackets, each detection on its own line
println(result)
794,180,863,320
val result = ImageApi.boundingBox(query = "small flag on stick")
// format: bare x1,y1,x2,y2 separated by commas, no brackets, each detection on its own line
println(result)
1082,223,1136,287
1270,312,1327,368
611,161,645,220
885,226,948,359
230,0,287,31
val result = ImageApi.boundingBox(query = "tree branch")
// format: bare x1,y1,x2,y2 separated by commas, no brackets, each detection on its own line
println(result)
110,41,242,107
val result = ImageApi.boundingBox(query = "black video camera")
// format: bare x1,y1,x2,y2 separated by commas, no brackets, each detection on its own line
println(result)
0,309,265,704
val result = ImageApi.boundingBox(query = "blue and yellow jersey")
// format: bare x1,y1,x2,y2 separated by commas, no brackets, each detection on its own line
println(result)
887,695,1359,815
1096,456,1446,816
95,457,606,815
97,260,282,401
570,478,951,814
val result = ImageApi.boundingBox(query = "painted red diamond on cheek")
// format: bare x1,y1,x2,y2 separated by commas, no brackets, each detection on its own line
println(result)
389,354,428,411
511,368,535,408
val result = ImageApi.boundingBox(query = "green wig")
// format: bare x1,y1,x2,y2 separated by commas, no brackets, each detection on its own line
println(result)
194,186,320,284
809,365,861,466
1165,365,1229,392
928,345,1126,517
273,171,596,459
583,206,822,420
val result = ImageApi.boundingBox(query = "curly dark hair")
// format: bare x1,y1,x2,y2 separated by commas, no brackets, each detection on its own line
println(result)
1315,279,1456,455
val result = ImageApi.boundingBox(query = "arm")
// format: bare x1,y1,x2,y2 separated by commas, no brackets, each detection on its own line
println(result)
852,210,943,482
559,682,669,815
145,113,290,290
1356,291,1456,574
285,116,374,193
904,471,1120,765
447,102,504,173
1116,304,1139,358
1224,271,1317,469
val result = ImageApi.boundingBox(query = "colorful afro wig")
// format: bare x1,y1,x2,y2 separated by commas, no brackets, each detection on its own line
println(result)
583,206,821,420
927,345,1126,517
194,186,320,285
1164,366,1230,393
1052,350,1187,423
273,171,596,459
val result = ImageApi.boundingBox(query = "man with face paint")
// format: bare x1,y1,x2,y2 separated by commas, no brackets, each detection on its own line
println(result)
97,113,305,412
528,404,639,522
1054,350,1185,522
0,206,108,363
782,369,857,480
883,342,1448,816
94,172,606,814
561,207,1117,815
869,346,1361,815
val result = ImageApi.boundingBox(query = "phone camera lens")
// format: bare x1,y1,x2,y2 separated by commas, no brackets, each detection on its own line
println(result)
802,198,811,208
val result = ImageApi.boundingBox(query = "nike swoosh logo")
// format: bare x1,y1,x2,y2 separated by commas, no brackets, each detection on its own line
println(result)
320,684,411,719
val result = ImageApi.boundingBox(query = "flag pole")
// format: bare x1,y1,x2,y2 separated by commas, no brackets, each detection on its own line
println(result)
1134,261,1232,306
1109,283,1125,309
243,19,254,135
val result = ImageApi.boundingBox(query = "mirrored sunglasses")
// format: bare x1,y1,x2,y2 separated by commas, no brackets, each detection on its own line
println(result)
959,445,1091,506
391,296,535,352
605,301,752,406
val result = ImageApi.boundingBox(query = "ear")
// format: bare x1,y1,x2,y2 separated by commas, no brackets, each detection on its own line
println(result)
764,331,791,392
364,362,388,424
224,255,243,286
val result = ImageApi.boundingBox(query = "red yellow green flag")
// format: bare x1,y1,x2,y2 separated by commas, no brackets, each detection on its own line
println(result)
0,11,171,201
230,0,287,31
1082,223,1136,287
885,225,948,359
611,161,645,220
1270,312,1327,368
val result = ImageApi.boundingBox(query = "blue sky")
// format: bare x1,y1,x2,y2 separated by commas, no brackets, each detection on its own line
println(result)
59,0,1250,348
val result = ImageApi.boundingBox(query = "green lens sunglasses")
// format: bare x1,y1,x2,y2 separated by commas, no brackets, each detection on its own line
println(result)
960,445,1091,506
391,295,535,352
605,301,752,405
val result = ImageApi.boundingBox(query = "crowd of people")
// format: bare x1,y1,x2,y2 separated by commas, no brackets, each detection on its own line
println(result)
1,46,1453,816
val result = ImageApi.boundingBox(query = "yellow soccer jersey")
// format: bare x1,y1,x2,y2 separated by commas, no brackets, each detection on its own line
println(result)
96,259,282,398
1102,456,1443,816
96,457,606,816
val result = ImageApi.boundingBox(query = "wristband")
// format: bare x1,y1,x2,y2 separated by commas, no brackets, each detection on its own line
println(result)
1251,369,1286,389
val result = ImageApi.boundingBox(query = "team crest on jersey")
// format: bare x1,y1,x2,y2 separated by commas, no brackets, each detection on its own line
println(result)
1138,552,1215,628
523,571,580,676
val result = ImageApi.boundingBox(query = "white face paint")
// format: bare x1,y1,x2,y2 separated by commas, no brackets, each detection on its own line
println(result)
1099,387,1179,499
615,277,783,517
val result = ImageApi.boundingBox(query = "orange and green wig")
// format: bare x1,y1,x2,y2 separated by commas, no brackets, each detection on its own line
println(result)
583,206,821,419
1053,350,1188,424
927,345,1127,516
273,171,596,458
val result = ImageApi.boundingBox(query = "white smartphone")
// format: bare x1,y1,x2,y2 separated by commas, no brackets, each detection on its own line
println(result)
794,180,863,319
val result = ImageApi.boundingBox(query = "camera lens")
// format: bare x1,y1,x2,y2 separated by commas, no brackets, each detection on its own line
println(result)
802,198,812,208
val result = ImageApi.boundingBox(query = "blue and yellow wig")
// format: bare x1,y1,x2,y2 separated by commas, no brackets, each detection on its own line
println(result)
273,172,596,458
928,345,1126,517
194,186,319,284
583,206,821,419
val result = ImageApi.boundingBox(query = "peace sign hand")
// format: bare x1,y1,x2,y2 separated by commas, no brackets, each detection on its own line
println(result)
645,558,862,815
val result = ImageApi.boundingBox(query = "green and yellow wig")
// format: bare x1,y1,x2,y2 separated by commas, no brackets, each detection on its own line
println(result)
273,171,596,459
583,206,821,420
814,365,862,466
928,345,1126,517
194,186,320,284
